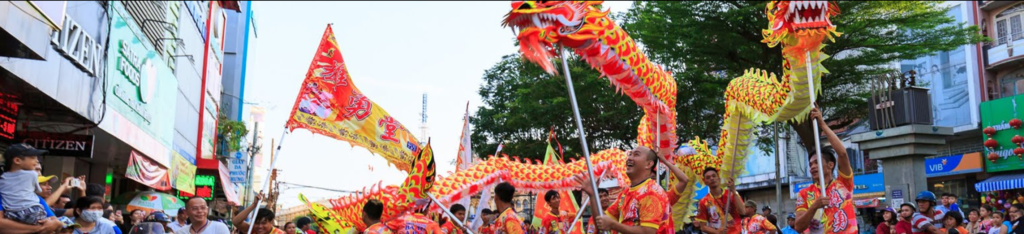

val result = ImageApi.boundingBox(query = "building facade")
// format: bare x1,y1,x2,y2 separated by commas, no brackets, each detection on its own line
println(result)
0,1,254,215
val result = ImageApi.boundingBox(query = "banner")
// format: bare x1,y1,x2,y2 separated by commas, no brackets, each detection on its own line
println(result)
286,25,420,172
456,101,473,171
125,151,171,190
171,152,197,194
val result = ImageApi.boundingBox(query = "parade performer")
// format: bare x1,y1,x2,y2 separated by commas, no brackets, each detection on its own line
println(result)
538,191,567,234
695,167,744,234
362,200,389,234
494,182,525,234
741,201,778,234
441,204,468,234
793,107,856,234
576,146,672,234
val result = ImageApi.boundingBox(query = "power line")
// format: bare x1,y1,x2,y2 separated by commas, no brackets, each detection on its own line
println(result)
278,181,363,194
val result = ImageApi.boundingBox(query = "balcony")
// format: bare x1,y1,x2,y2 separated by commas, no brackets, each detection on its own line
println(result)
986,39,1024,71
982,1,1018,11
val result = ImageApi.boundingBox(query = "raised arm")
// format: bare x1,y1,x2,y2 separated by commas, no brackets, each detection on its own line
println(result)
811,106,851,177
656,153,690,201
232,193,264,231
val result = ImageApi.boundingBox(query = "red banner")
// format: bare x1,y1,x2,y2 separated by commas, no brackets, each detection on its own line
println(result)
125,151,171,190
285,25,421,172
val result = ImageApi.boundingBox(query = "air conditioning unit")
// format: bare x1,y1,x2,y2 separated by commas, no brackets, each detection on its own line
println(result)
867,87,932,130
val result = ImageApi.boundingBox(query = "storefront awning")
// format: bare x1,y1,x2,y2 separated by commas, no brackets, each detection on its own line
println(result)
218,163,239,205
976,173,1024,192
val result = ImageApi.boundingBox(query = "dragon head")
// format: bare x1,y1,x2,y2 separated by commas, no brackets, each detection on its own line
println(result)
762,1,841,65
503,1,601,73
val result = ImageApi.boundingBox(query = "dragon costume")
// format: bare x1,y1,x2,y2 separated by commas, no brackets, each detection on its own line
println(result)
502,0,840,227
303,0,841,232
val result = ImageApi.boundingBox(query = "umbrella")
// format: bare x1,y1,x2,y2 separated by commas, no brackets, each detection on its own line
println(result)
126,191,185,214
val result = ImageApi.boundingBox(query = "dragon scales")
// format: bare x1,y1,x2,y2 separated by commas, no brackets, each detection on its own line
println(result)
502,0,840,226
303,1,841,232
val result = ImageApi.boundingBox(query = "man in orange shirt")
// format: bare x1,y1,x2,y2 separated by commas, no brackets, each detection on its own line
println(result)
695,167,744,234
494,182,524,234
479,209,496,234
362,199,389,234
792,107,857,234
386,199,446,234
539,191,567,234
741,201,777,234
577,146,673,234
442,204,467,234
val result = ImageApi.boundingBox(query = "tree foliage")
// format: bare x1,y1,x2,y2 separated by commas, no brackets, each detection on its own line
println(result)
470,54,642,160
620,1,988,153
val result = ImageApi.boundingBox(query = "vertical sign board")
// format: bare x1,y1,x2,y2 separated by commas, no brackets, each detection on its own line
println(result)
228,158,247,183
196,1,226,169
980,95,1024,172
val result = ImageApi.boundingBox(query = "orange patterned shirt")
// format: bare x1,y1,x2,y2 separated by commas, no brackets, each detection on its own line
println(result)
603,178,673,234
794,172,857,234
496,208,524,234
695,189,742,234
479,224,494,234
538,211,567,234
442,220,464,234
741,214,777,234
365,223,391,234
386,213,446,234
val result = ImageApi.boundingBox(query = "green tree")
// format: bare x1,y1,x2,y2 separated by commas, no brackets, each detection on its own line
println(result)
621,1,988,153
471,54,643,160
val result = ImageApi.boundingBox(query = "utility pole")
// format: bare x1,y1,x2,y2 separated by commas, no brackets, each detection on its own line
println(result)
243,122,260,206
774,123,784,226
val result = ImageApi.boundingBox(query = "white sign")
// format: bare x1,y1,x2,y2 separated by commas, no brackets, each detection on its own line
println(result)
228,158,247,183
50,14,103,78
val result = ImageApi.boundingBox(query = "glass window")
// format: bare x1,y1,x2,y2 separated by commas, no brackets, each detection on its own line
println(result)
900,4,971,129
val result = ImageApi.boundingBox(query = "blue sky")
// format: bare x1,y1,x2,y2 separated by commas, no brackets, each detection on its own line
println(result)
244,1,633,208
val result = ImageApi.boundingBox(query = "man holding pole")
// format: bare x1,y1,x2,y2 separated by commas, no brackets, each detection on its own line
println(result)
792,107,857,234
575,146,672,234
695,167,744,234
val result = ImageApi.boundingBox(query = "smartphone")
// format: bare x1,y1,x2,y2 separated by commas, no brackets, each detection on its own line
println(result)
71,178,80,187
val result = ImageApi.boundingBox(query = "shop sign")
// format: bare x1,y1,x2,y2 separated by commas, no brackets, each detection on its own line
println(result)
980,95,1024,172
854,198,881,208
0,93,17,140
50,14,103,78
177,174,215,201
102,3,179,167
793,181,813,195
170,153,196,194
228,158,246,183
925,152,983,177
853,173,885,194
184,1,208,42
14,131,93,158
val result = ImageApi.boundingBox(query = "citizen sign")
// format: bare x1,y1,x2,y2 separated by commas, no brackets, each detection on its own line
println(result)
15,131,94,158
50,14,103,78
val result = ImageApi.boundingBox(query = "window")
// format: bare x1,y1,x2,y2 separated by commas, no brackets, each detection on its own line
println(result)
995,3,1024,45
1000,70,1024,98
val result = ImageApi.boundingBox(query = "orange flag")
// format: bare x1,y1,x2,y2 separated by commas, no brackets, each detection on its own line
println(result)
286,25,421,172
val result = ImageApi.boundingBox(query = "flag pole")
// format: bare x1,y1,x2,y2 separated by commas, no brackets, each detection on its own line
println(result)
245,128,289,234
807,52,827,196
559,47,604,216
429,194,477,234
